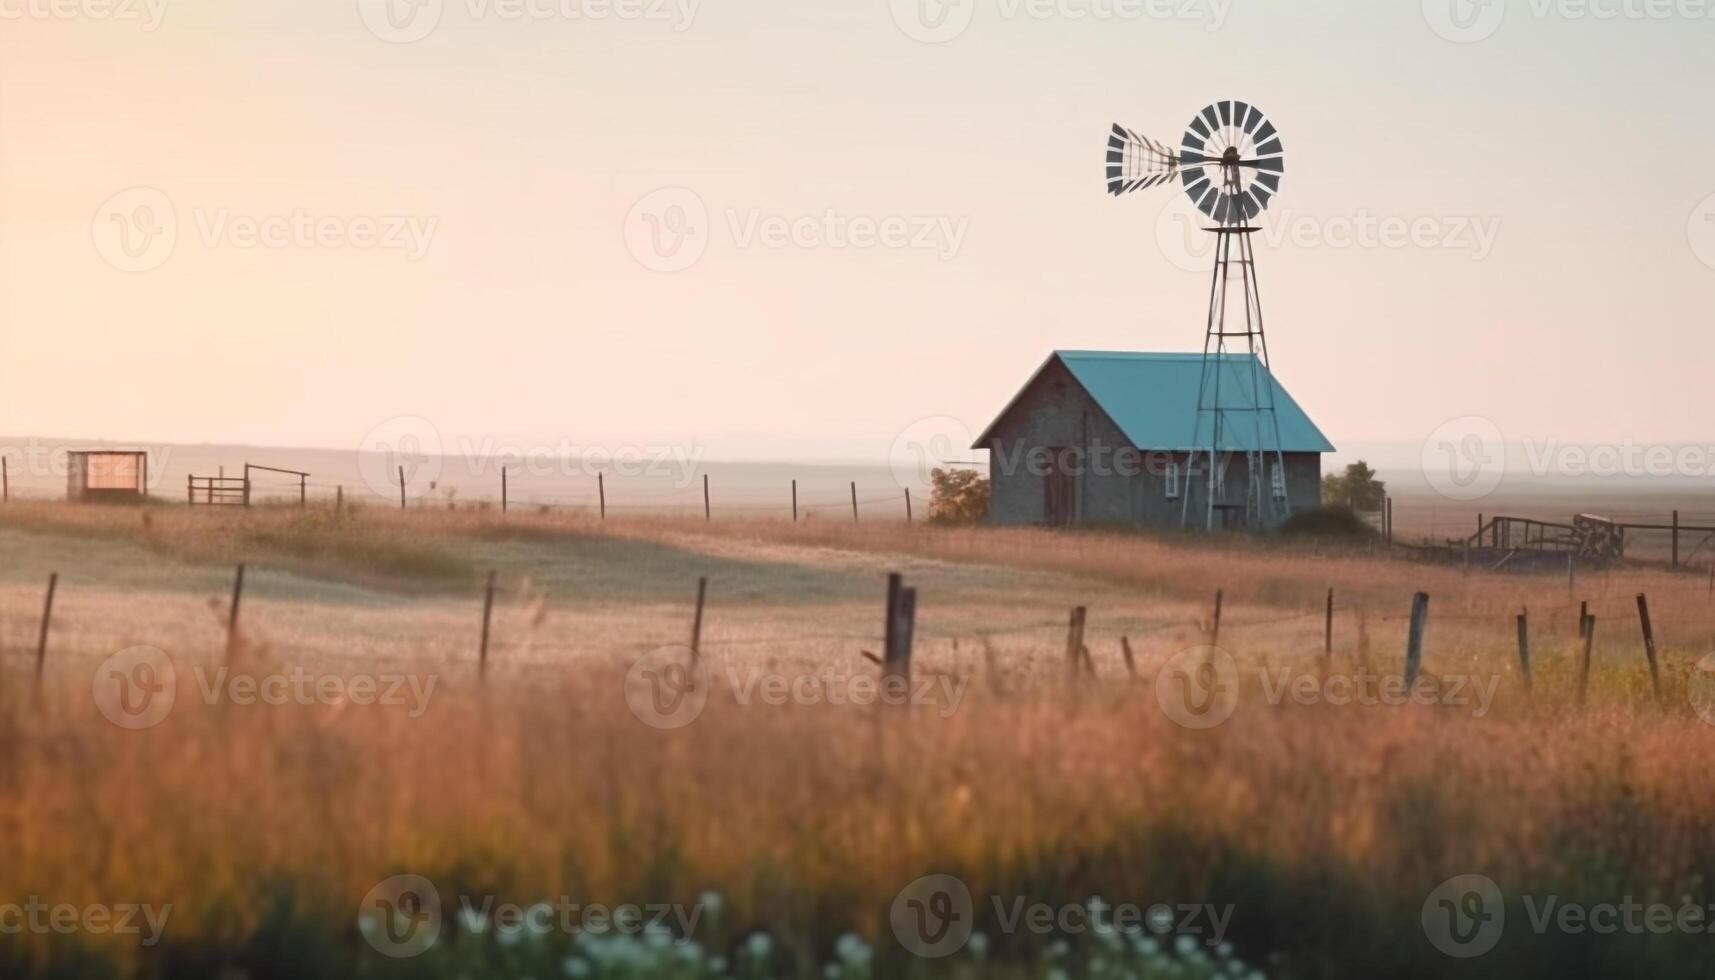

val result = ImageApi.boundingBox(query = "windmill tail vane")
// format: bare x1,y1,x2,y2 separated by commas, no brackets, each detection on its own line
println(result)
1102,100,1291,532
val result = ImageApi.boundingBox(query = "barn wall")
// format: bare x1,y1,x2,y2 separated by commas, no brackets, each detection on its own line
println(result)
982,358,1324,528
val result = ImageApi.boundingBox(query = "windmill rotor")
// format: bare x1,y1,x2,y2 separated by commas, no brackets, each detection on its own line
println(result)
1105,100,1286,223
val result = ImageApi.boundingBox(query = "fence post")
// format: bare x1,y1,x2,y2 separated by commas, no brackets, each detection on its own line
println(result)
1579,600,1588,638
883,573,915,683
703,474,711,522
1579,615,1596,707
1209,589,1224,647
187,474,193,505
1403,592,1430,690
1120,636,1136,678
1567,552,1575,599
1636,593,1663,702
502,468,508,513
398,466,406,510
905,488,913,525
34,572,58,681
1516,607,1531,691
598,473,606,519
299,474,307,509
690,577,707,662
478,571,497,677
2,456,7,502
851,482,859,524
1672,511,1680,568
1324,588,1334,657
1065,606,1087,677
792,480,798,523
226,563,245,659
336,485,344,512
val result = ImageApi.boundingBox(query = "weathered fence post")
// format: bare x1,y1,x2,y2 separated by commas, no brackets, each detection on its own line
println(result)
3,456,10,501
1324,588,1334,657
479,571,496,677
905,488,913,525
1065,606,1087,677
1577,615,1597,707
1672,510,1680,568
336,485,344,512
34,572,58,680
1567,552,1575,599
1120,636,1137,678
598,472,606,519
1403,592,1430,690
1636,593,1662,702
1516,607,1531,691
690,576,707,663
398,466,406,510
1209,589,1224,647
851,482,859,524
226,564,245,659
791,480,798,523
299,474,307,509
883,573,915,684
703,474,711,522
1579,600,1589,638
501,468,508,513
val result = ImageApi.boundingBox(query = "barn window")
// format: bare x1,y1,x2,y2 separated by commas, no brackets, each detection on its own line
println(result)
1270,460,1288,500
1164,461,1180,499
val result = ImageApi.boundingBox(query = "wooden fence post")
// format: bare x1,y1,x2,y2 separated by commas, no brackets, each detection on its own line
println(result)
336,485,344,512
598,473,606,519
883,573,915,683
1324,588,1334,657
1672,511,1680,568
299,474,307,509
1403,592,1430,690
1516,607,1531,691
502,468,508,513
905,488,913,525
3,456,9,501
226,564,245,659
1568,552,1575,599
1209,589,1224,647
1579,615,1596,707
1636,593,1662,702
479,571,496,676
851,482,859,524
1120,636,1136,678
791,480,798,523
703,474,711,522
398,466,406,510
1578,600,1588,638
690,577,707,663
34,572,58,680
1065,606,1087,677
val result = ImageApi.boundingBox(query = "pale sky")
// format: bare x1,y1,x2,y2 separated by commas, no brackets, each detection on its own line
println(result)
3,0,1713,468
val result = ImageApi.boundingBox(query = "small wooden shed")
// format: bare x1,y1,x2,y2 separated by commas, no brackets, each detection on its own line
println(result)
67,450,149,501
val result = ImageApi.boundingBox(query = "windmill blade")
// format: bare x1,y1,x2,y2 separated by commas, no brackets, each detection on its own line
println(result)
1105,123,1180,196
1180,100,1287,218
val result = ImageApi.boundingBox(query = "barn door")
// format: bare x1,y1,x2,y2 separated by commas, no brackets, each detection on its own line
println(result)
1042,447,1078,526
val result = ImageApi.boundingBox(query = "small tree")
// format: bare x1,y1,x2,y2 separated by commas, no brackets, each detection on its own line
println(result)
927,468,989,525
1321,460,1386,511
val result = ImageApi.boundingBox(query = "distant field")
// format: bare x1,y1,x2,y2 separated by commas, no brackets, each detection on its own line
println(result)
3,501,1714,979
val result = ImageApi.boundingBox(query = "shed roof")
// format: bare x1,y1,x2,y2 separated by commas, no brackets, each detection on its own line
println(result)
975,351,1335,453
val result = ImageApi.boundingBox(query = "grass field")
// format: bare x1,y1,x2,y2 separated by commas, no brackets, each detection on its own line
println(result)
3,501,1714,979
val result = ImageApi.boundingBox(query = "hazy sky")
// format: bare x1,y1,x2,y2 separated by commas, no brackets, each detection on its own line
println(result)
3,0,1713,468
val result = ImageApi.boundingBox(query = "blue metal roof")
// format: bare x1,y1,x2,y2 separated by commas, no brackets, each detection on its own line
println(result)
981,351,1335,453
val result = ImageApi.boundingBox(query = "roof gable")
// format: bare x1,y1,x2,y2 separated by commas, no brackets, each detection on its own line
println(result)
976,351,1335,453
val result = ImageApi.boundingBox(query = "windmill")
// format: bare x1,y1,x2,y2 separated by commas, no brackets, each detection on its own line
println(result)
1105,101,1289,531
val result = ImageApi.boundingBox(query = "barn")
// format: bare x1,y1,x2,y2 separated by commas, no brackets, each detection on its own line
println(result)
973,351,1333,529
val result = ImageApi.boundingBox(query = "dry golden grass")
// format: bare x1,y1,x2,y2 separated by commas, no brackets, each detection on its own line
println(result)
2,502,1714,979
